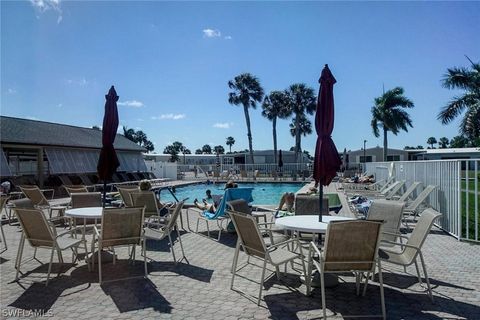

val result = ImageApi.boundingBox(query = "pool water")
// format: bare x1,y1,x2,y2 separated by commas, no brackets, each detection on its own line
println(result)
158,182,306,205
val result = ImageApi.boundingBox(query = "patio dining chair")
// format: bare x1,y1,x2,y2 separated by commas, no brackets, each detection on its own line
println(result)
19,185,68,218
366,199,405,244
70,192,103,229
117,186,139,207
306,220,386,319
1,195,9,251
379,208,441,301
229,210,306,305
143,200,186,264
14,208,89,286
131,191,173,227
93,207,146,284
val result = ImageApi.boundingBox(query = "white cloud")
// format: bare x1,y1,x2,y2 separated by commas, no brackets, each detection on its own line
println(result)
66,78,88,86
30,0,63,24
151,114,186,120
57,103,63,108
224,35,232,40
203,28,221,38
213,122,233,129
118,100,144,108
7,88,17,94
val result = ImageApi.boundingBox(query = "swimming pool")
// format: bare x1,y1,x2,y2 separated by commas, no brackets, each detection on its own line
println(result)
158,182,306,205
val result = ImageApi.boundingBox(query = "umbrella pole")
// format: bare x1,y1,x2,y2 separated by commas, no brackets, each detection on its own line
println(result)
103,181,107,208
319,186,323,222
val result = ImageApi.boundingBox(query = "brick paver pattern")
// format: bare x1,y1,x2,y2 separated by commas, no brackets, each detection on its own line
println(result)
1,198,479,319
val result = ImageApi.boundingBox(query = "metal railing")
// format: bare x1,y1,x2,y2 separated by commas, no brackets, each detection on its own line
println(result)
366,159,480,242
175,163,313,181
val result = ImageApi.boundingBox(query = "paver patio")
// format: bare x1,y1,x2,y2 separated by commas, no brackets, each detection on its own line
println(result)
1,195,479,319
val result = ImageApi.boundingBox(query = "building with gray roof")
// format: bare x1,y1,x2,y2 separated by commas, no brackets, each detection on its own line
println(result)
0,116,146,187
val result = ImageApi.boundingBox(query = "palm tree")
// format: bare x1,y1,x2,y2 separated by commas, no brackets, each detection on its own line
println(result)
439,137,449,148
261,91,291,164
371,87,414,161
226,136,235,153
289,115,313,153
438,58,480,140
284,84,316,162
228,73,265,164
427,137,437,149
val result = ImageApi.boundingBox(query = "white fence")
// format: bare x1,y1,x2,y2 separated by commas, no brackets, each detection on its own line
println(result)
366,160,480,242
176,163,312,181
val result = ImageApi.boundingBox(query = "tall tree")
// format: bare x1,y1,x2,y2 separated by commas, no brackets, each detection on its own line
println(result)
438,137,449,148
427,137,437,149
437,58,480,141
285,84,316,162
195,149,203,155
228,73,264,164
289,115,313,153
214,145,225,154
262,91,291,164
163,141,187,162
371,87,414,161
450,135,469,148
226,136,235,153
201,144,212,154
122,126,155,152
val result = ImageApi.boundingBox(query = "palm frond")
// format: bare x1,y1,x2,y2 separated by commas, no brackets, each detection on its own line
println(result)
437,93,477,124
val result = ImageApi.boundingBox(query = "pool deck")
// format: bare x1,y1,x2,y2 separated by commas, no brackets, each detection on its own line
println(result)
1,182,479,319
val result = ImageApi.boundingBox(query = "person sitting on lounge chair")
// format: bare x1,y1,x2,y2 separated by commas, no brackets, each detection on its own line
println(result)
194,181,236,213
276,192,295,212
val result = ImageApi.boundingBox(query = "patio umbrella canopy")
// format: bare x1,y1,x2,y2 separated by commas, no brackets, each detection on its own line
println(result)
313,65,342,222
97,86,120,204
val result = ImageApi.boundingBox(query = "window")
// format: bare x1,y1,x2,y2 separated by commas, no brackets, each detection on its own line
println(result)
359,156,373,163
386,155,400,161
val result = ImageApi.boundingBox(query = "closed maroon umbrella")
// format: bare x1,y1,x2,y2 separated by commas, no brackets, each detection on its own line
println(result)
313,65,342,221
97,86,120,206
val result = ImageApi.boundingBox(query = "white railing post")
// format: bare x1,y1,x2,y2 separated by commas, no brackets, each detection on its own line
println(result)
457,161,462,240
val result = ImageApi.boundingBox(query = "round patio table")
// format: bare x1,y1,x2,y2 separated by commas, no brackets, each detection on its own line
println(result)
275,215,355,287
65,207,113,266
275,215,353,233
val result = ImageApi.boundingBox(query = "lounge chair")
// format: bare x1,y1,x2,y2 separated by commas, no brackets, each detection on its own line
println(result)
144,201,186,264
390,181,422,202
402,185,437,229
306,220,386,319
92,207,146,284
229,210,306,305
379,208,442,301
186,187,254,241
14,208,89,285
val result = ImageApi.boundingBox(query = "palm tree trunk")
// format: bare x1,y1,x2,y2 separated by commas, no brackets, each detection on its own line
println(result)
383,128,388,161
295,115,301,162
243,105,255,165
229,144,232,153
272,117,277,164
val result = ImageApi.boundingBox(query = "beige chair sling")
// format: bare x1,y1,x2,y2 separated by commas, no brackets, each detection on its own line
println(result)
306,220,386,319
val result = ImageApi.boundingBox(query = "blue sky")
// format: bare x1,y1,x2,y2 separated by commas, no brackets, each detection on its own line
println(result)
1,1,479,154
